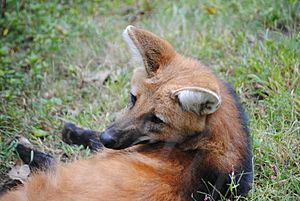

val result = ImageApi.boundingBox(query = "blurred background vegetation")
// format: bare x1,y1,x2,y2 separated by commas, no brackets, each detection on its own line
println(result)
0,0,299,200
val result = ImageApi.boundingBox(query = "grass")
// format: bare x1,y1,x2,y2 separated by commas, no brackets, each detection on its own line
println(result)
0,0,299,200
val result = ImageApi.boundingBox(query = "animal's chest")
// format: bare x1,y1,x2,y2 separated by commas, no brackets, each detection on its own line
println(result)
90,146,208,200
126,147,201,199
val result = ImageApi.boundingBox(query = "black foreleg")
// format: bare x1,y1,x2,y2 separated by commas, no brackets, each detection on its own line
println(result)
62,122,103,152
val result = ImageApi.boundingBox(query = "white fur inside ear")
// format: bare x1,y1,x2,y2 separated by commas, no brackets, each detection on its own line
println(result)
122,25,143,65
176,89,221,115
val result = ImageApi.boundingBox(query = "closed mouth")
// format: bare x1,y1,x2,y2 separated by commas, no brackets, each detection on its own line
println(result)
131,136,152,146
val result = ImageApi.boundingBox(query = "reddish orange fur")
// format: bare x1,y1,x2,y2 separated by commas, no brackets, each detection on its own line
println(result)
0,26,251,201
1,148,197,201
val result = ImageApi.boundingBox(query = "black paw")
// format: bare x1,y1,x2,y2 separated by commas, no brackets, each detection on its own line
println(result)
62,122,103,152
16,143,55,171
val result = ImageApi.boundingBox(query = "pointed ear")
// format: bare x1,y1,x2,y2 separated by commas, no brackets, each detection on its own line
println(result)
173,87,221,115
122,25,176,77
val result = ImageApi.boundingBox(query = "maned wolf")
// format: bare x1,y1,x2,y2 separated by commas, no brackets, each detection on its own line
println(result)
0,26,253,201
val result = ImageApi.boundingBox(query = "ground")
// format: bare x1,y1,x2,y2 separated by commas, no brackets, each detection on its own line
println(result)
0,0,299,200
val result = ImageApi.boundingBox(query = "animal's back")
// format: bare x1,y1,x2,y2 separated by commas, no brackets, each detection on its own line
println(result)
0,147,191,201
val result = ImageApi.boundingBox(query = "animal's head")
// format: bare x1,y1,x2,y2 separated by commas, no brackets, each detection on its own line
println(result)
100,26,222,150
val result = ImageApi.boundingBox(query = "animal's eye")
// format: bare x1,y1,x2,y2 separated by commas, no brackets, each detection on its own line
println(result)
130,92,137,106
147,114,164,124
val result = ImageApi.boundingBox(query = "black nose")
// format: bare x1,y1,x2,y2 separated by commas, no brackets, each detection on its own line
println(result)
100,131,117,148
